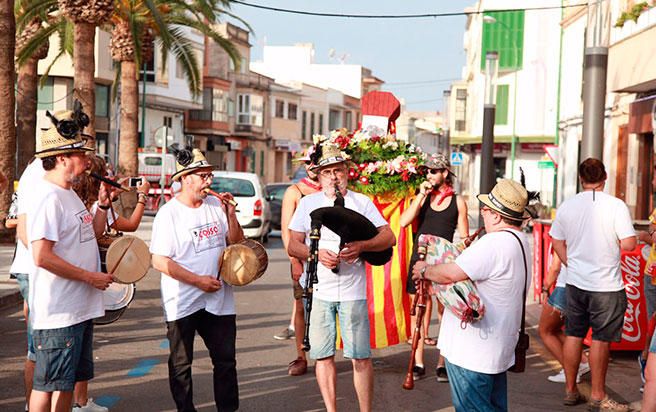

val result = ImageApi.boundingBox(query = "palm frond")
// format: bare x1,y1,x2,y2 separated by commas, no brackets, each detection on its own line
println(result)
16,20,58,66
16,0,58,31
166,26,202,97
39,48,64,87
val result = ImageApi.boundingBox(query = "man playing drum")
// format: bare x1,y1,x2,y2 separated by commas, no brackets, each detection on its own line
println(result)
150,148,243,412
276,145,321,377
27,109,114,412
287,143,395,412
412,179,531,412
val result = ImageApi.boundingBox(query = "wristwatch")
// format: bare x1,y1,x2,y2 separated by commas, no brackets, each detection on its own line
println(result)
419,267,427,279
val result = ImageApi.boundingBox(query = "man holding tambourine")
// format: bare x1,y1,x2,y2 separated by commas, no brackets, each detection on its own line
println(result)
150,147,243,412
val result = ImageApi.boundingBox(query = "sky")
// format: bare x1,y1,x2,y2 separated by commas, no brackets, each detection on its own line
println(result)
227,0,476,113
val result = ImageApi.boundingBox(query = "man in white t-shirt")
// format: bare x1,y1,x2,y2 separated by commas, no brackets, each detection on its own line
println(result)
288,143,395,412
8,157,45,409
150,148,243,412
550,158,636,410
27,107,114,412
412,179,531,412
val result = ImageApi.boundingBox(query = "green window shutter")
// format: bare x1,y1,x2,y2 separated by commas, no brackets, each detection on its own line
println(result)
481,10,524,71
259,150,264,177
37,78,54,111
495,85,509,125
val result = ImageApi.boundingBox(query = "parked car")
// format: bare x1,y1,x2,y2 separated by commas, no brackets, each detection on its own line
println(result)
211,171,271,243
291,166,308,182
265,183,292,230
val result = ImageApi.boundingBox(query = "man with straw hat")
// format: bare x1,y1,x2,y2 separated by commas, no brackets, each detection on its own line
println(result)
150,147,244,412
27,106,114,412
412,179,531,412
275,143,322,378
287,142,396,412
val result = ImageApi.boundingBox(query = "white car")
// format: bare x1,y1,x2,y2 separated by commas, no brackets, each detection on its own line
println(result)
211,171,271,243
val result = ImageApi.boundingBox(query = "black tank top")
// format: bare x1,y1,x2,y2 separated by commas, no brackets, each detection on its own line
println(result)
409,194,459,266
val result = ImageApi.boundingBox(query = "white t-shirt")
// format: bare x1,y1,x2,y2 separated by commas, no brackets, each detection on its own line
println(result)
437,229,531,374
150,197,234,322
555,265,567,288
10,159,45,275
27,180,103,330
288,190,388,302
550,191,635,292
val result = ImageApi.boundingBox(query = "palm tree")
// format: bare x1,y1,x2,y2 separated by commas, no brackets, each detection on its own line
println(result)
15,14,49,175
0,0,16,232
109,0,244,176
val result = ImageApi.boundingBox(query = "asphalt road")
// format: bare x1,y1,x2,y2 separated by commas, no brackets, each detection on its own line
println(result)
0,222,645,411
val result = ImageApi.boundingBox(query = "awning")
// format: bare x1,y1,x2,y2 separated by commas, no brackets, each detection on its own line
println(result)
628,95,656,134
449,135,556,146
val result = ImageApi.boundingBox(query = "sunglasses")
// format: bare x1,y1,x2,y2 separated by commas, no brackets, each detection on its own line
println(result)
427,168,445,175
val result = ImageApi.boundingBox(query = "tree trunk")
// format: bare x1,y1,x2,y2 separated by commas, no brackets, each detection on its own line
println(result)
16,56,38,177
74,22,96,140
119,60,138,176
0,0,15,239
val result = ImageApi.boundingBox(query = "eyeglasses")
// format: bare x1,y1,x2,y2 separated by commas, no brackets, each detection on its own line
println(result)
319,168,346,178
481,206,496,215
195,172,214,180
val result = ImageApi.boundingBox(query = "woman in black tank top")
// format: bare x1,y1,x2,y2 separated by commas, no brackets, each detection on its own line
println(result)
399,153,469,382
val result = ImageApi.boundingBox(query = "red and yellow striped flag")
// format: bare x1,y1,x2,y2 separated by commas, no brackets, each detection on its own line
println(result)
366,195,413,348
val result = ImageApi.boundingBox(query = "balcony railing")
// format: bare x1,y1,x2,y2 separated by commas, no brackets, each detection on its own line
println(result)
611,6,656,44
229,72,271,89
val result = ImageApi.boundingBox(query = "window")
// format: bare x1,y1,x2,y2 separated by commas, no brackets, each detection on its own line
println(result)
175,60,184,79
345,112,353,130
319,114,324,135
210,177,255,196
275,99,285,118
250,95,263,126
37,77,54,111
302,111,307,140
95,84,110,117
481,10,524,71
238,94,250,124
495,85,509,125
212,89,228,122
455,88,467,132
143,59,155,82
164,116,173,128
329,110,341,129
310,112,315,136
288,103,298,120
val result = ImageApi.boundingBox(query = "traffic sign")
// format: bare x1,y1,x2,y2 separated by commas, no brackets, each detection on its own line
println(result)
450,152,464,166
538,160,554,169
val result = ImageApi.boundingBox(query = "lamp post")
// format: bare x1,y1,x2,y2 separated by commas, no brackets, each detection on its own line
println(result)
483,15,520,179
582,0,610,160
442,89,451,154
480,51,499,227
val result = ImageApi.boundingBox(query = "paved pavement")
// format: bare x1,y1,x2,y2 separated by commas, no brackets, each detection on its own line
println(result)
0,218,646,411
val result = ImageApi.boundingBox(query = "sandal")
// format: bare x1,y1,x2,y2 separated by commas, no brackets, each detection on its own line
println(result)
563,391,586,406
424,337,437,346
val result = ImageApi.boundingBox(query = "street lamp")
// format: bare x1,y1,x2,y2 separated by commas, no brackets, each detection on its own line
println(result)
483,15,520,179
480,51,498,227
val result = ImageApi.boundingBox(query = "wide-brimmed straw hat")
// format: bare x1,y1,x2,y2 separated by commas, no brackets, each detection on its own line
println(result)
35,107,93,158
420,153,456,177
171,148,218,181
310,144,349,171
477,179,529,221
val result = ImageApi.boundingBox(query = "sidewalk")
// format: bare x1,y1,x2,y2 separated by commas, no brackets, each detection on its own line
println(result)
0,244,21,309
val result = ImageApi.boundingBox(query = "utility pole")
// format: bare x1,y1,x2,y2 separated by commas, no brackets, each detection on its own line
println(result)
480,51,499,228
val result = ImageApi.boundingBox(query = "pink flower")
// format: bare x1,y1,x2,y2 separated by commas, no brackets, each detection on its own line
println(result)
359,176,370,185
348,168,359,179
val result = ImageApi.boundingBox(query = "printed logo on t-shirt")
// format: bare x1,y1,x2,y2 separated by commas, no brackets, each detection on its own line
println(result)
190,221,226,253
76,209,96,243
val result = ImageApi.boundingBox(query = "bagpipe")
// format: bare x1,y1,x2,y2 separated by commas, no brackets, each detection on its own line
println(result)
302,184,394,352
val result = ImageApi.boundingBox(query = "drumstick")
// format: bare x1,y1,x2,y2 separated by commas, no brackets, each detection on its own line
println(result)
86,171,133,192
204,188,238,207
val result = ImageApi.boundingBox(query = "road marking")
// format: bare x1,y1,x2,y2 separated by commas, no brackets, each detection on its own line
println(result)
127,359,159,377
160,339,169,350
94,395,121,408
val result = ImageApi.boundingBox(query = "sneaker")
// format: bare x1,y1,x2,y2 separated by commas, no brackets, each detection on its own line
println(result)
288,357,307,376
586,395,631,411
72,398,109,412
274,327,295,340
640,385,644,393
436,366,449,382
412,365,426,381
639,353,647,383
578,361,591,376
547,369,581,384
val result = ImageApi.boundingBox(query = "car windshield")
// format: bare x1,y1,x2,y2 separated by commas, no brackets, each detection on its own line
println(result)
211,177,255,197
266,185,289,201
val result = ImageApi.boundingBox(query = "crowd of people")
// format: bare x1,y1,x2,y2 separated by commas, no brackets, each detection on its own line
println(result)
5,103,656,412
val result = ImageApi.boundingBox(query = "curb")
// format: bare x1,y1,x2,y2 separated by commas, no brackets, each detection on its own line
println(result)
0,290,22,311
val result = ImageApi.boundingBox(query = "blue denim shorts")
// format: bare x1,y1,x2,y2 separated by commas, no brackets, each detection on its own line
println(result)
547,286,567,313
309,298,371,360
650,331,656,354
32,320,94,392
444,359,507,412
645,275,656,319
13,273,36,361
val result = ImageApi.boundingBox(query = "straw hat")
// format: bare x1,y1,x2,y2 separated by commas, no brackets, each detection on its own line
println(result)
477,179,529,221
171,148,218,181
421,153,456,177
35,109,93,158
310,144,349,171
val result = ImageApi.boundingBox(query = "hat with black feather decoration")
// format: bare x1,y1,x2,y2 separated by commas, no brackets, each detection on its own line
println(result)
169,144,217,181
